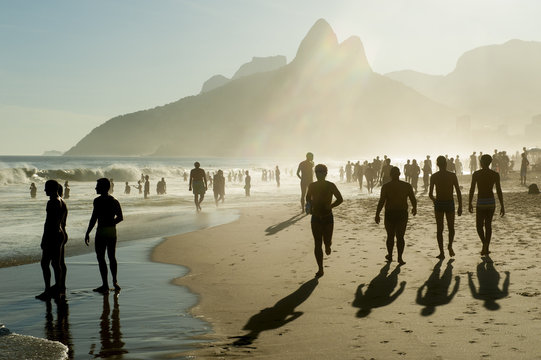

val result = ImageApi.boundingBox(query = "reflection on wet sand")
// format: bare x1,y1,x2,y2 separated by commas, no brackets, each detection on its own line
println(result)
89,293,128,359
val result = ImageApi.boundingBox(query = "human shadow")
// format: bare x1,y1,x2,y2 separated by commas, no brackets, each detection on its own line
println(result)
232,278,318,346
416,259,460,316
468,257,510,310
45,298,73,359
265,213,308,236
352,263,406,318
89,293,128,358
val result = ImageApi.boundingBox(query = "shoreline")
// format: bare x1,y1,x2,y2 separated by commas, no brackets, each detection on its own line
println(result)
153,189,541,359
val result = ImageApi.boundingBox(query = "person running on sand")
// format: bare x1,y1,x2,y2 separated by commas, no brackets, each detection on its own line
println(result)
305,164,343,278
189,162,207,212
468,154,504,257
85,178,124,293
297,152,314,211
375,167,417,265
36,180,68,300
429,156,462,259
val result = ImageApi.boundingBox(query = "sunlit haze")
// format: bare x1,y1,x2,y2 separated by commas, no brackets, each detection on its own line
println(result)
1,0,541,155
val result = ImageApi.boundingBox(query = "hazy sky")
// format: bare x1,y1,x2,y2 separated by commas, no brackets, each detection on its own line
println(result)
1,0,540,155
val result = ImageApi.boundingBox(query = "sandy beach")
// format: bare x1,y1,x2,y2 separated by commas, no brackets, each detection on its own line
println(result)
154,176,541,359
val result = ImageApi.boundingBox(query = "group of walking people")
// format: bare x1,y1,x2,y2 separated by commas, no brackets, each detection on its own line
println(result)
301,152,505,277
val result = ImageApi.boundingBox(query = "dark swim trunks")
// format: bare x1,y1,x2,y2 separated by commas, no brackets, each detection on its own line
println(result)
384,210,408,224
311,213,334,224
434,200,455,213
477,198,496,209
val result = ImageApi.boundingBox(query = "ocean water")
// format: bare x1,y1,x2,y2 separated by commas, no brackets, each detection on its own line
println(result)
0,155,356,359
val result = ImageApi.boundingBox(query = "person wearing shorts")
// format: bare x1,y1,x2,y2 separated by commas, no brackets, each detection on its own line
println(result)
469,154,504,257
189,162,208,212
85,178,124,293
429,156,462,259
375,167,417,265
297,152,314,212
305,164,343,277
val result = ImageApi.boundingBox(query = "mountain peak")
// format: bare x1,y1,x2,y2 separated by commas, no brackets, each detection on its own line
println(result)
293,18,338,64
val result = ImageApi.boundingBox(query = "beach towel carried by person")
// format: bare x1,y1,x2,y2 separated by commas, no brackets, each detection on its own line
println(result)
528,183,539,194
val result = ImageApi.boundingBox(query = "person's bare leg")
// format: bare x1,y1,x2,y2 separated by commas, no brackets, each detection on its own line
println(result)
396,219,407,265
435,211,445,259
484,208,495,255
476,210,487,255
322,222,334,255
446,211,456,257
194,194,199,211
198,194,204,210
300,183,308,211
311,222,324,277
384,221,396,262
107,241,120,291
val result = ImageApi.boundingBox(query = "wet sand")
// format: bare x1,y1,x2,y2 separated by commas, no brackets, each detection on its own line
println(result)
154,177,541,359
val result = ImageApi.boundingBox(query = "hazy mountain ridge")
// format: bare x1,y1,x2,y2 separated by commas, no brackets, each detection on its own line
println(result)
65,19,460,157
386,39,541,122
200,56,287,93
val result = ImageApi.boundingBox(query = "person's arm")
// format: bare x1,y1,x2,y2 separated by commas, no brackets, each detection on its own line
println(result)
428,174,435,202
296,163,302,180
468,173,476,213
85,201,98,246
454,174,462,216
188,171,193,190
114,200,124,225
408,185,417,216
495,173,505,216
375,185,386,223
203,172,208,190
331,183,343,208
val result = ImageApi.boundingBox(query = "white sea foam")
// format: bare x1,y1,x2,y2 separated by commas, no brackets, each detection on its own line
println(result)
0,325,68,360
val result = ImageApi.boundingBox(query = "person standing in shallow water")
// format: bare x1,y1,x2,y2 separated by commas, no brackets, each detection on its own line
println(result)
429,156,462,259
469,154,504,257
244,170,251,196
305,164,343,278
30,182,37,198
189,162,207,212
36,180,68,300
85,178,123,293
375,167,417,265
297,152,314,211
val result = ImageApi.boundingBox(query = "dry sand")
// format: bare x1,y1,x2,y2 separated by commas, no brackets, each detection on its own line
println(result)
153,177,541,359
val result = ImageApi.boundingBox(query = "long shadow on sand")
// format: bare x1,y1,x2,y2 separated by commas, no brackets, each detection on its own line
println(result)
416,259,460,316
265,213,307,236
352,263,406,318
232,278,318,346
468,257,510,310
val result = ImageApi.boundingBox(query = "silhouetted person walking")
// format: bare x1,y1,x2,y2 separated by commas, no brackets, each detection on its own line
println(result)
213,169,225,205
520,152,529,185
468,154,504,257
410,159,420,194
305,164,343,277
375,167,417,265
275,166,281,187
244,170,251,196
429,156,462,259
85,178,124,293
37,180,68,300
297,152,314,211
189,162,207,212
423,155,432,191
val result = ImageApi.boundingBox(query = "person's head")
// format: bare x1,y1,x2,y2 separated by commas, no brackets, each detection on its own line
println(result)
412,159,417,165
480,154,492,168
306,152,314,161
96,178,110,195
473,151,476,155
407,159,410,164
218,169,223,175
31,182,36,188
385,158,391,165
145,175,149,180
436,155,447,169
314,164,328,180
125,182,128,185
426,155,430,159
194,162,200,168
161,177,165,181
44,180,60,197
390,167,400,180
64,180,69,185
